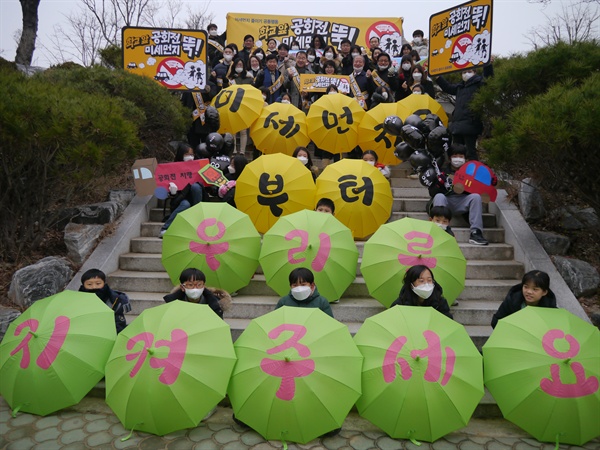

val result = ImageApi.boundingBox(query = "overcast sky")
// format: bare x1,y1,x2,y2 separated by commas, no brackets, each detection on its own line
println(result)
0,0,574,66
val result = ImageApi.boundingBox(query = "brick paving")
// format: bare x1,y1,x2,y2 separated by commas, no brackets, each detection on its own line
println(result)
1,396,598,449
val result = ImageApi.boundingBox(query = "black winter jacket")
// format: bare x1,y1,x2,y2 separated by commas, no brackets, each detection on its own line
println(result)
491,283,557,328
436,65,493,135
164,288,224,319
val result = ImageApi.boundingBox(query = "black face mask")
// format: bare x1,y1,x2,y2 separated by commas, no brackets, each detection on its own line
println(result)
80,284,111,302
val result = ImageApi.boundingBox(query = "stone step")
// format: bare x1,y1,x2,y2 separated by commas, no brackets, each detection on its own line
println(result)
126,292,498,329
390,177,423,188
119,251,522,281
111,271,516,301
390,212,497,228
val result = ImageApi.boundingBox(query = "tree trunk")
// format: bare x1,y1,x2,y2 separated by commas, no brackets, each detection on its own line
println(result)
15,0,41,65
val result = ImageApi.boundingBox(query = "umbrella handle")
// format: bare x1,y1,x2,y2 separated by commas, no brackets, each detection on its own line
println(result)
408,430,422,446
121,423,142,441
11,404,23,418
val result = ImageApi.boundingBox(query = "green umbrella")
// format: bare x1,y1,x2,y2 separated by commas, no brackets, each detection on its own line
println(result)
260,209,359,302
0,291,116,416
483,307,600,447
105,301,236,436
361,217,466,308
354,306,484,443
162,202,261,293
227,306,363,444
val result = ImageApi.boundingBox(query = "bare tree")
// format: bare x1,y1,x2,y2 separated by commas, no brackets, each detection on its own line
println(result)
527,1,600,49
42,9,105,66
15,0,41,65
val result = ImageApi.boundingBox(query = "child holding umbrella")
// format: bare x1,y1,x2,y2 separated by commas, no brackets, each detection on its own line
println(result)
391,265,453,319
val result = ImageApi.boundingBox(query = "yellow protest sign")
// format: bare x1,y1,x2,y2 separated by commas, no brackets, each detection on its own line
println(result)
122,27,208,91
428,0,493,76
227,13,405,56
300,74,351,94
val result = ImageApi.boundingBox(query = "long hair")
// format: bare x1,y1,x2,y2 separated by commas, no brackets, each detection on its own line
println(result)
398,265,444,306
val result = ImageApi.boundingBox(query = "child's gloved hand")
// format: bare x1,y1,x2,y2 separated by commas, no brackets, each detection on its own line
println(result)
169,182,178,195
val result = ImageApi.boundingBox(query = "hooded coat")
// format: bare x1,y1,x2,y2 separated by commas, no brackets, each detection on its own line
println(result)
275,286,333,317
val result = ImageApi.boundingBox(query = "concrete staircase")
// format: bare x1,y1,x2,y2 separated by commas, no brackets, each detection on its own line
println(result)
108,162,524,350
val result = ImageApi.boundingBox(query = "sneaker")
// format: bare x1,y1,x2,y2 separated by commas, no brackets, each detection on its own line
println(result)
158,229,166,239
329,299,340,304
408,169,419,180
469,229,488,246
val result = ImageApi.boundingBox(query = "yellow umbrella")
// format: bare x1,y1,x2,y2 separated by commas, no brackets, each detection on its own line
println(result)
397,93,448,126
357,102,412,165
215,84,264,134
315,159,393,239
235,153,316,233
306,93,365,154
249,102,310,156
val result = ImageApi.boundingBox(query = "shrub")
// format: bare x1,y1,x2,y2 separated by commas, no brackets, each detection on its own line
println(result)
484,73,600,214
0,68,142,262
37,65,190,159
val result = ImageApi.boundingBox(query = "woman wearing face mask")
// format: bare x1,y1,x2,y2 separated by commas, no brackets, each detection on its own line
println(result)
362,150,390,178
397,55,415,100
435,61,494,160
159,143,205,238
248,55,263,78
409,65,435,97
164,268,228,319
320,45,340,73
293,146,319,181
309,34,325,57
391,265,453,319
227,57,254,155
306,48,321,74
275,267,333,317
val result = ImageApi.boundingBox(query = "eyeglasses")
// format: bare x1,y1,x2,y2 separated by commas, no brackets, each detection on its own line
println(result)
182,282,204,289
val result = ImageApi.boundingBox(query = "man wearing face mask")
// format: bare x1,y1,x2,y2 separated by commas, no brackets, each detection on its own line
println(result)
348,54,370,108
164,268,225,319
206,23,227,68
410,29,429,58
428,143,489,245
368,52,399,101
275,268,333,317
435,61,494,160
212,45,237,88
283,51,313,111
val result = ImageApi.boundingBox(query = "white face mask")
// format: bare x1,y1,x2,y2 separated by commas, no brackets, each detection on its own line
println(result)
297,156,308,164
365,160,375,166
413,91,422,95
183,155,194,162
185,287,204,300
451,157,466,168
262,94,267,100
378,64,389,71
307,55,315,62
256,53,264,60
412,283,434,299
291,285,312,301
235,66,244,73
462,71,475,82
435,222,448,230
351,52,360,58
281,99,290,104
228,165,235,174
224,54,233,62
251,64,260,71
291,46,300,50
354,67,363,74
209,30,218,37
328,91,337,95
381,91,389,100
413,73,422,81
402,63,412,71
325,52,334,60
413,37,422,45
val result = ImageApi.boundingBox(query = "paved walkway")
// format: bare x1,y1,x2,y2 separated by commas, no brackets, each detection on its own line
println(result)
1,396,598,450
